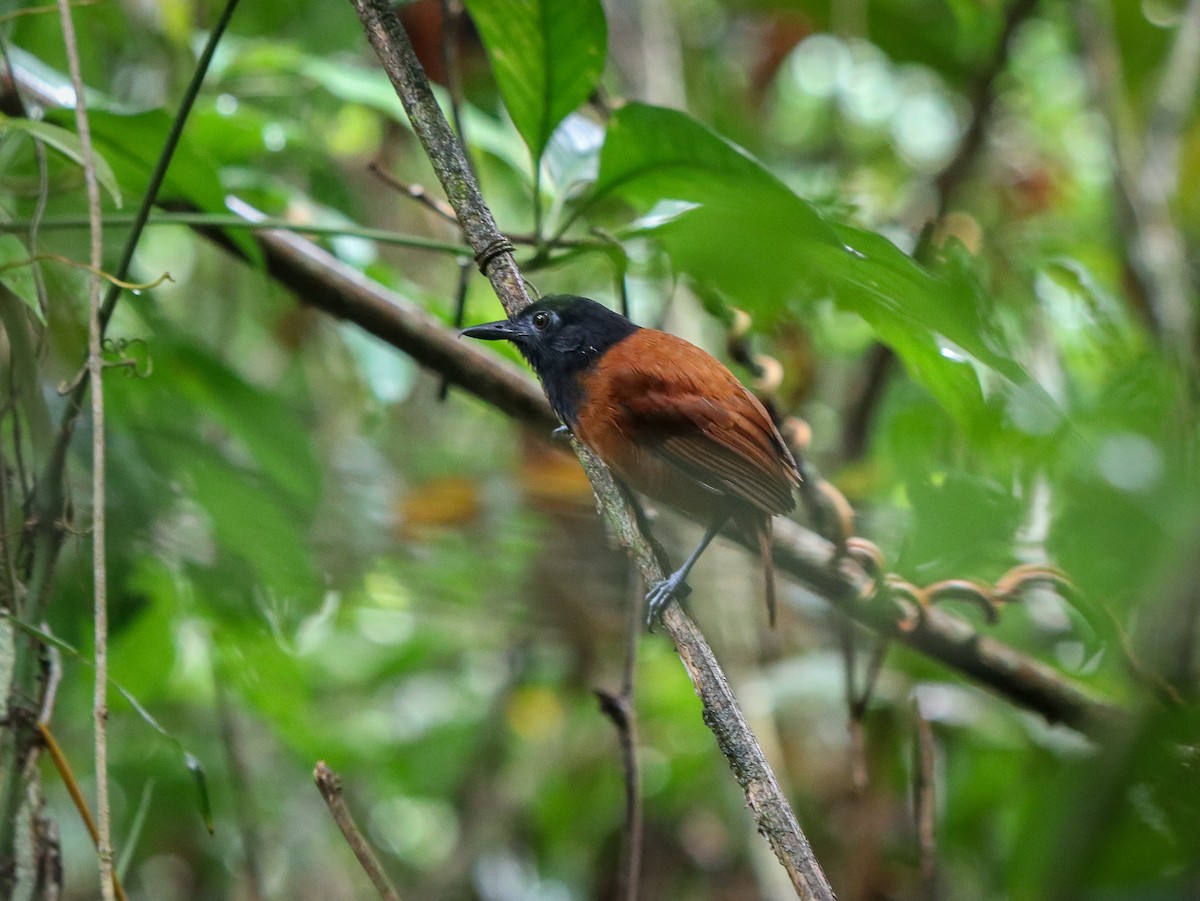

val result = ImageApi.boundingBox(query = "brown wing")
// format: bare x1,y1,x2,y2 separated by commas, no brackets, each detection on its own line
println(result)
607,334,800,515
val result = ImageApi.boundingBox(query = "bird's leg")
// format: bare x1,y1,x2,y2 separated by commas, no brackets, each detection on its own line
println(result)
646,514,729,627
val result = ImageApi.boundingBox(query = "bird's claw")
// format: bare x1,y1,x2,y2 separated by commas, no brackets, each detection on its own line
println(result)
645,574,688,629
551,425,571,441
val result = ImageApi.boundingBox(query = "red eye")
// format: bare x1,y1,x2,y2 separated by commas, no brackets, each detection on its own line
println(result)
532,310,551,331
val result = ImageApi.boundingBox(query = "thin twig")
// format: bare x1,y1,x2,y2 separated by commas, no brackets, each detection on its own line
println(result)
0,422,19,613
0,252,172,290
595,564,644,901
22,67,52,321
36,640,61,728
934,0,1040,213
347,4,837,895
1075,0,1197,368
367,162,459,223
36,724,128,901
912,698,937,900
313,762,402,901
437,257,474,400
1,211,602,258
0,212,469,254
594,686,642,901
54,0,114,892
0,0,99,25
438,0,473,168
836,618,869,794
215,682,265,901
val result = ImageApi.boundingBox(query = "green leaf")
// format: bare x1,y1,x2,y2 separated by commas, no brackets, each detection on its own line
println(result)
0,284,53,456
0,113,122,206
583,102,1037,432
145,432,321,605
183,753,214,834
46,108,260,262
899,471,1024,581
584,101,828,229
0,234,43,322
221,41,533,178
1,613,213,833
168,344,322,511
464,0,607,163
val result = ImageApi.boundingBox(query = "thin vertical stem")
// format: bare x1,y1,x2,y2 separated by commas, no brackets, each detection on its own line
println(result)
913,698,937,900
54,0,113,895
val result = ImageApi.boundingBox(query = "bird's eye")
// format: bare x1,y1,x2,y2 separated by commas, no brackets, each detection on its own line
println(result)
532,310,552,331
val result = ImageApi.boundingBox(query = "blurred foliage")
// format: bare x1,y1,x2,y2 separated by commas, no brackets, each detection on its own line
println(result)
1,0,1199,899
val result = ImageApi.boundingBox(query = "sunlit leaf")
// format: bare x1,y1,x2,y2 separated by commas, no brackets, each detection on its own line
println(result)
464,0,607,163
221,41,533,178
582,102,1043,432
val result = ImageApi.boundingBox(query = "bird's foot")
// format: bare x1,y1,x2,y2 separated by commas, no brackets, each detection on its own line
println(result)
551,425,571,441
645,573,689,629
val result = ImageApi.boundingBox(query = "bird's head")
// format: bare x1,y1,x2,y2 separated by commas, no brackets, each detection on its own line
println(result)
462,294,639,381
461,294,640,426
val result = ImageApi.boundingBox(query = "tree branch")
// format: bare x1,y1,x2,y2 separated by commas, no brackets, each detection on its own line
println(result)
314,762,402,901
211,211,1118,736
934,0,1040,213
351,0,527,316
346,2,835,895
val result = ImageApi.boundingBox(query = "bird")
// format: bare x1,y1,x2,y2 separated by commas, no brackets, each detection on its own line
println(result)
462,295,800,626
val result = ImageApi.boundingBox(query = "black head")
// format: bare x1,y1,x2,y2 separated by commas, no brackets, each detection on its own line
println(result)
461,295,639,425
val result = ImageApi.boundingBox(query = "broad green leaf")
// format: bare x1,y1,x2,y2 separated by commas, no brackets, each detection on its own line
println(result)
168,344,322,511
0,234,42,322
221,41,533,178
0,285,52,456
583,102,1039,432
176,438,321,604
464,0,607,163
0,113,122,206
46,108,260,262
2,613,213,832
899,471,1024,581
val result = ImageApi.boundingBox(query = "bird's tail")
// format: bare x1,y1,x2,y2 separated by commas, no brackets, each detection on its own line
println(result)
758,519,777,627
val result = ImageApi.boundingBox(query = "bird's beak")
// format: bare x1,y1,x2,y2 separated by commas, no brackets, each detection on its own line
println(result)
460,318,522,342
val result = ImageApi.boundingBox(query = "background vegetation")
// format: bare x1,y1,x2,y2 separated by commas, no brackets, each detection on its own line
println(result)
1,0,1198,898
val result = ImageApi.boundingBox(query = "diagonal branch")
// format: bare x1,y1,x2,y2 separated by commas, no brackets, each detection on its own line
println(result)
934,0,1040,213
314,763,402,901
347,1,835,896
221,215,1119,736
